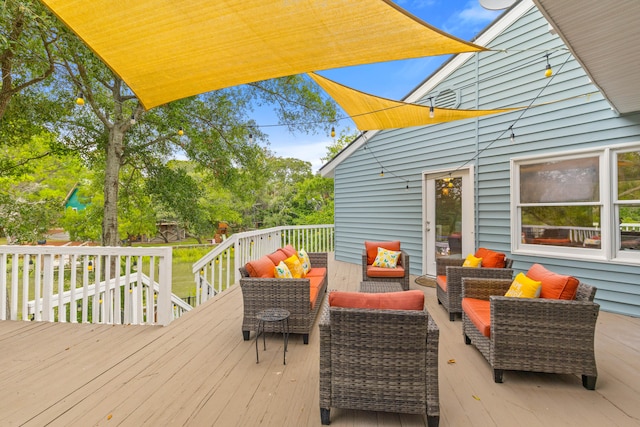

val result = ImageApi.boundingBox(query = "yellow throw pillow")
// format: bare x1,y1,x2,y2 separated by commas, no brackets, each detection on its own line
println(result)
274,261,293,278
284,254,305,278
297,248,312,274
372,247,401,268
505,272,542,298
462,253,482,268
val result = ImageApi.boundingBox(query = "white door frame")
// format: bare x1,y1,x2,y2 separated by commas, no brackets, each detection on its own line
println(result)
422,166,475,277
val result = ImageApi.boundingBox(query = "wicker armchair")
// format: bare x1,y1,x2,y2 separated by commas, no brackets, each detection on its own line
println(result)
461,277,599,389
436,257,513,321
361,249,410,291
319,299,439,426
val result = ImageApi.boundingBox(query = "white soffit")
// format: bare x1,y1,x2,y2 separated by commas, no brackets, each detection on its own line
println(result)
534,0,640,115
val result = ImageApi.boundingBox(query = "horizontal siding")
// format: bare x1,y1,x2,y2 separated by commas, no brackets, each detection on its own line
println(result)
333,5,640,317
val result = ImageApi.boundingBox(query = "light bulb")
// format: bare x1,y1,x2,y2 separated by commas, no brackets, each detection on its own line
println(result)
130,114,136,125
429,106,435,119
545,63,552,78
178,127,184,136
75,93,85,106
510,129,515,143
380,170,384,177
331,126,335,138
249,133,253,143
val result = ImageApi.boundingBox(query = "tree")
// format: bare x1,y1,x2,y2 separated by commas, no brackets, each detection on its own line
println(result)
0,0,57,121
0,132,84,242
53,24,337,245
290,175,335,225
322,126,359,163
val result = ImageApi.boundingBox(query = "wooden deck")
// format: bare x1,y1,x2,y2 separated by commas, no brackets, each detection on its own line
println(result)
1,254,639,426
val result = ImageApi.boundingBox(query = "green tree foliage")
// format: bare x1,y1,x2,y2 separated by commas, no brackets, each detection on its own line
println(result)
290,175,335,225
0,132,84,242
322,126,358,163
52,26,337,245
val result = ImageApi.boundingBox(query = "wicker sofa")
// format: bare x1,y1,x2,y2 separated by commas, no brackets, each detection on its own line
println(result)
436,252,513,321
461,276,599,389
239,251,328,345
319,294,440,426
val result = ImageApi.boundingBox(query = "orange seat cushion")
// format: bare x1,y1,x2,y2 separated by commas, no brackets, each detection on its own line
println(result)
329,290,424,311
366,265,405,278
526,263,579,300
308,276,324,290
310,286,320,308
364,240,401,265
474,247,506,268
436,275,447,291
462,298,491,337
305,267,327,278
245,256,276,278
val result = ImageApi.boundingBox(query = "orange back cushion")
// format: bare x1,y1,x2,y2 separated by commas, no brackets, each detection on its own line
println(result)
526,263,579,300
329,290,424,311
474,247,506,268
266,249,288,266
280,244,297,258
245,256,276,278
364,240,401,265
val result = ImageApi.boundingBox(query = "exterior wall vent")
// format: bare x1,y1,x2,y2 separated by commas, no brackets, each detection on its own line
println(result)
434,89,460,109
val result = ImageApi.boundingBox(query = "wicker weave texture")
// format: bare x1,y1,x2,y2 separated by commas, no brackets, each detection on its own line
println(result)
436,257,513,320
239,252,328,340
319,296,439,426
461,277,599,388
361,250,410,291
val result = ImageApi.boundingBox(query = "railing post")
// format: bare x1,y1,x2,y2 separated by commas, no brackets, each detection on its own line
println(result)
156,247,173,326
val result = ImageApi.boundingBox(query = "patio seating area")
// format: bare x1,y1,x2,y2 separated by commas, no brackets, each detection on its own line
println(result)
0,254,639,426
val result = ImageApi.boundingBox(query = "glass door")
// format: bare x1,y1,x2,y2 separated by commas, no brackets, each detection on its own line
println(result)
424,168,474,276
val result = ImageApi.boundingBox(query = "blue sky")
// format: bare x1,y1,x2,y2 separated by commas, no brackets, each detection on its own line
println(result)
257,1,503,172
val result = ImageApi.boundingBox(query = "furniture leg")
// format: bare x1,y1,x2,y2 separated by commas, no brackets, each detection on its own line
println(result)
320,408,330,425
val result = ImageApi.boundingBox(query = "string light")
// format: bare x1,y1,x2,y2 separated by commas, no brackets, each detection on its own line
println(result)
428,97,435,119
380,169,384,177
509,126,515,143
178,126,184,136
75,93,85,106
405,182,409,192
331,126,335,138
249,133,253,143
544,54,552,78
130,114,136,125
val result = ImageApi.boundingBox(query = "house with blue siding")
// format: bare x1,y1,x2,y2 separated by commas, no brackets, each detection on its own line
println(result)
320,0,640,317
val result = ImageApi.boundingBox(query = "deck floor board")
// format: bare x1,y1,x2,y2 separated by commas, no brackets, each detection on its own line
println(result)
1,254,639,426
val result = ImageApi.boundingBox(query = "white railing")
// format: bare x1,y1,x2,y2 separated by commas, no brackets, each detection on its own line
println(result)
0,246,176,326
192,224,334,306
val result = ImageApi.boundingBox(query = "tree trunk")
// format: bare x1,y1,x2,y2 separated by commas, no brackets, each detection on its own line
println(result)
102,127,124,246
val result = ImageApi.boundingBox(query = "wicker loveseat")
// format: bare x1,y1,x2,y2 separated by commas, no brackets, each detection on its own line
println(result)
319,292,439,426
461,270,599,389
239,248,328,345
361,240,411,291
436,248,513,321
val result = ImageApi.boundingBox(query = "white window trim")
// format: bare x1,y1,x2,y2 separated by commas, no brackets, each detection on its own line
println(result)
510,142,640,265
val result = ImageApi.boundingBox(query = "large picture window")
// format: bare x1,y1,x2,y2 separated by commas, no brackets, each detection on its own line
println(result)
513,145,640,263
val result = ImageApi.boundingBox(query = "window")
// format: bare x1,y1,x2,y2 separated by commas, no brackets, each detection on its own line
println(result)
513,145,640,263
615,150,640,258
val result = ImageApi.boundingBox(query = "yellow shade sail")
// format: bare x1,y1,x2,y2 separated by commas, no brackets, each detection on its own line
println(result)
308,72,519,130
41,0,486,110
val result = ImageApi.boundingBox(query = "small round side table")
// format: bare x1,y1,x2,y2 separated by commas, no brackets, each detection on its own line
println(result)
255,308,290,365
